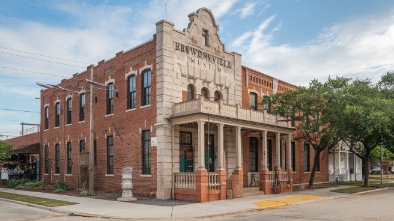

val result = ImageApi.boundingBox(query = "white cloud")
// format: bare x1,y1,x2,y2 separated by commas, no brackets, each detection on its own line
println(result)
237,2,257,19
230,12,394,86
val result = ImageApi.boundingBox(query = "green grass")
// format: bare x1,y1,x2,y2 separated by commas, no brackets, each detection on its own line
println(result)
369,174,394,179
0,192,77,207
330,186,377,194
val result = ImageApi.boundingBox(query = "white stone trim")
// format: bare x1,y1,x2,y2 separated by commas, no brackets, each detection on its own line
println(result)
248,89,260,97
125,67,138,79
139,62,152,74
105,78,115,85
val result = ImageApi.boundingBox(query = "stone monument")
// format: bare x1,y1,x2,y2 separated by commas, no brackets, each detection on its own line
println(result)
117,167,137,201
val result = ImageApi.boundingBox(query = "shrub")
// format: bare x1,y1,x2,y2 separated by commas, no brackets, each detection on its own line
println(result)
50,180,71,192
21,180,46,189
80,189,91,196
5,179,29,188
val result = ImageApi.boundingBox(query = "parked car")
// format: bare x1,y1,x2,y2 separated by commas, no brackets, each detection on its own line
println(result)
369,166,381,174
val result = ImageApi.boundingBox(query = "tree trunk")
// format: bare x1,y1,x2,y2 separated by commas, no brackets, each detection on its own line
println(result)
308,150,321,187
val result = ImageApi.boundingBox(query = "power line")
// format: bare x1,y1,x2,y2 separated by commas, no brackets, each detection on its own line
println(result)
0,66,68,78
0,46,90,64
0,51,85,68
0,119,23,122
0,108,40,113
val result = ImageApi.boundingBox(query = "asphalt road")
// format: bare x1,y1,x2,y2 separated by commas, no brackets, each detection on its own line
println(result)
1,188,393,221
209,187,394,221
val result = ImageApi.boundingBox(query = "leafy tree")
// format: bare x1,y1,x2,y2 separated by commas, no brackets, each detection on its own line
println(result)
0,141,14,164
265,77,346,187
334,79,394,186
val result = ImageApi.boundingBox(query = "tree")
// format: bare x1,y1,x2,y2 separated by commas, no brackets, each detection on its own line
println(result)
265,77,346,187
0,141,13,164
334,79,394,187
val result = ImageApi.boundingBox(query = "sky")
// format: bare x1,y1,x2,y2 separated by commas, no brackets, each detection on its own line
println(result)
1,0,394,138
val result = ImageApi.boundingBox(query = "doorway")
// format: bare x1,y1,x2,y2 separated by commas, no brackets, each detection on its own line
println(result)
179,132,193,172
205,134,214,172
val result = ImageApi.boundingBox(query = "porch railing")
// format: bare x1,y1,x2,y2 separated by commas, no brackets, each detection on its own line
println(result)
208,172,221,190
174,172,196,190
172,97,292,128
268,170,289,185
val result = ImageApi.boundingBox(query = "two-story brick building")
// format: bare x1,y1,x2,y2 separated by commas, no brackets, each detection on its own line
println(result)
39,8,328,202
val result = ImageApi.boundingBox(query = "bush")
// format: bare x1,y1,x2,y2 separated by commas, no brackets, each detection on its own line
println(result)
20,180,46,189
50,180,72,192
4,179,29,188
80,189,91,196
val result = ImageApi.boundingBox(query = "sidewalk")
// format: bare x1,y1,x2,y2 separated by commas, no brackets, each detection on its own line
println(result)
0,186,355,219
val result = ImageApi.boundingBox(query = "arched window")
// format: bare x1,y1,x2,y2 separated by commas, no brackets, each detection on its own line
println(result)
67,98,72,124
44,106,49,129
201,87,209,100
128,75,136,109
55,102,60,127
187,84,195,101
107,83,114,114
214,91,222,101
142,69,151,105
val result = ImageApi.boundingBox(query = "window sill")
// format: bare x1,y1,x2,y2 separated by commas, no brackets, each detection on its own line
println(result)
65,174,72,176
54,174,60,176
44,129,49,131
66,124,72,126
78,121,85,123
44,173,49,176
140,104,151,109
105,174,114,177
105,113,114,117
304,172,310,173
140,174,152,177
126,108,136,112
54,126,60,129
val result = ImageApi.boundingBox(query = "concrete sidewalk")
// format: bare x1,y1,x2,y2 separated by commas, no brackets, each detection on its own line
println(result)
0,187,352,219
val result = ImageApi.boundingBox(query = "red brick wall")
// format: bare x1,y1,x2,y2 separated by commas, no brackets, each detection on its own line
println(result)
40,37,158,195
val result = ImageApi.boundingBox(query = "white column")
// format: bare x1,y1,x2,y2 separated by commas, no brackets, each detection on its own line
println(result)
235,126,242,169
217,123,224,170
287,133,292,170
262,130,267,170
197,120,205,170
276,132,281,170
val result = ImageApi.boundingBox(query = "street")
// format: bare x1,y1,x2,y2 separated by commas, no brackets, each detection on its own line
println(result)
1,188,393,221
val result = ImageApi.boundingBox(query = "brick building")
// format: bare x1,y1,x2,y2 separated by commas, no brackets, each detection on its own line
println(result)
39,8,328,202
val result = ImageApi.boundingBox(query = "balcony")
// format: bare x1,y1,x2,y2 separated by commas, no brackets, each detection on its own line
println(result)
172,97,292,128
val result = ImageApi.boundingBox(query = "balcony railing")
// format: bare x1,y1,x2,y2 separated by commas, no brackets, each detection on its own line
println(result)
173,97,291,128
174,172,196,190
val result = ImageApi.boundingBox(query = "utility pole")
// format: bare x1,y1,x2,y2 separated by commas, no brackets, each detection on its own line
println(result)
88,67,95,194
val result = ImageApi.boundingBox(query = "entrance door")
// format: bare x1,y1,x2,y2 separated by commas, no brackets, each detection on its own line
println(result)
179,132,193,172
205,134,214,172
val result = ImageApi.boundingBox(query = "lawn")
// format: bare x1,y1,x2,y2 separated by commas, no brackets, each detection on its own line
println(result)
330,186,377,194
0,192,77,207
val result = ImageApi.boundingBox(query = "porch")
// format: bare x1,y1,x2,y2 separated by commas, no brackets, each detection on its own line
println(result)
169,97,295,202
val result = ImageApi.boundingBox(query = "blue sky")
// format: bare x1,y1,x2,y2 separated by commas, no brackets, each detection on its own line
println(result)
1,0,394,138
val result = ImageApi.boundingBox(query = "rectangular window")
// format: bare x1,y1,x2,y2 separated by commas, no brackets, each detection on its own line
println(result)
44,106,49,130
249,137,258,172
202,29,208,46
80,140,85,152
67,142,72,174
142,69,151,105
128,75,136,109
250,92,257,110
291,142,296,171
55,143,60,174
107,136,114,174
142,130,151,174
67,98,72,124
44,145,48,173
304,143,310,172
80,93,85,121
315,150,320,171
107,84,114,114
55,102,60,127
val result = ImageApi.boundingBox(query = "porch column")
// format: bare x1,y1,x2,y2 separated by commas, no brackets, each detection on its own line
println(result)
217,123,224,170
346,151,349,181
262,130,268,170
197,120,205,170
287,133,292,170
235,126,242,169
276,132,281,170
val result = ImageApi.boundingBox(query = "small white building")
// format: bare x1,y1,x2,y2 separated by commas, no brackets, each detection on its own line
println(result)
328,141,363,182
